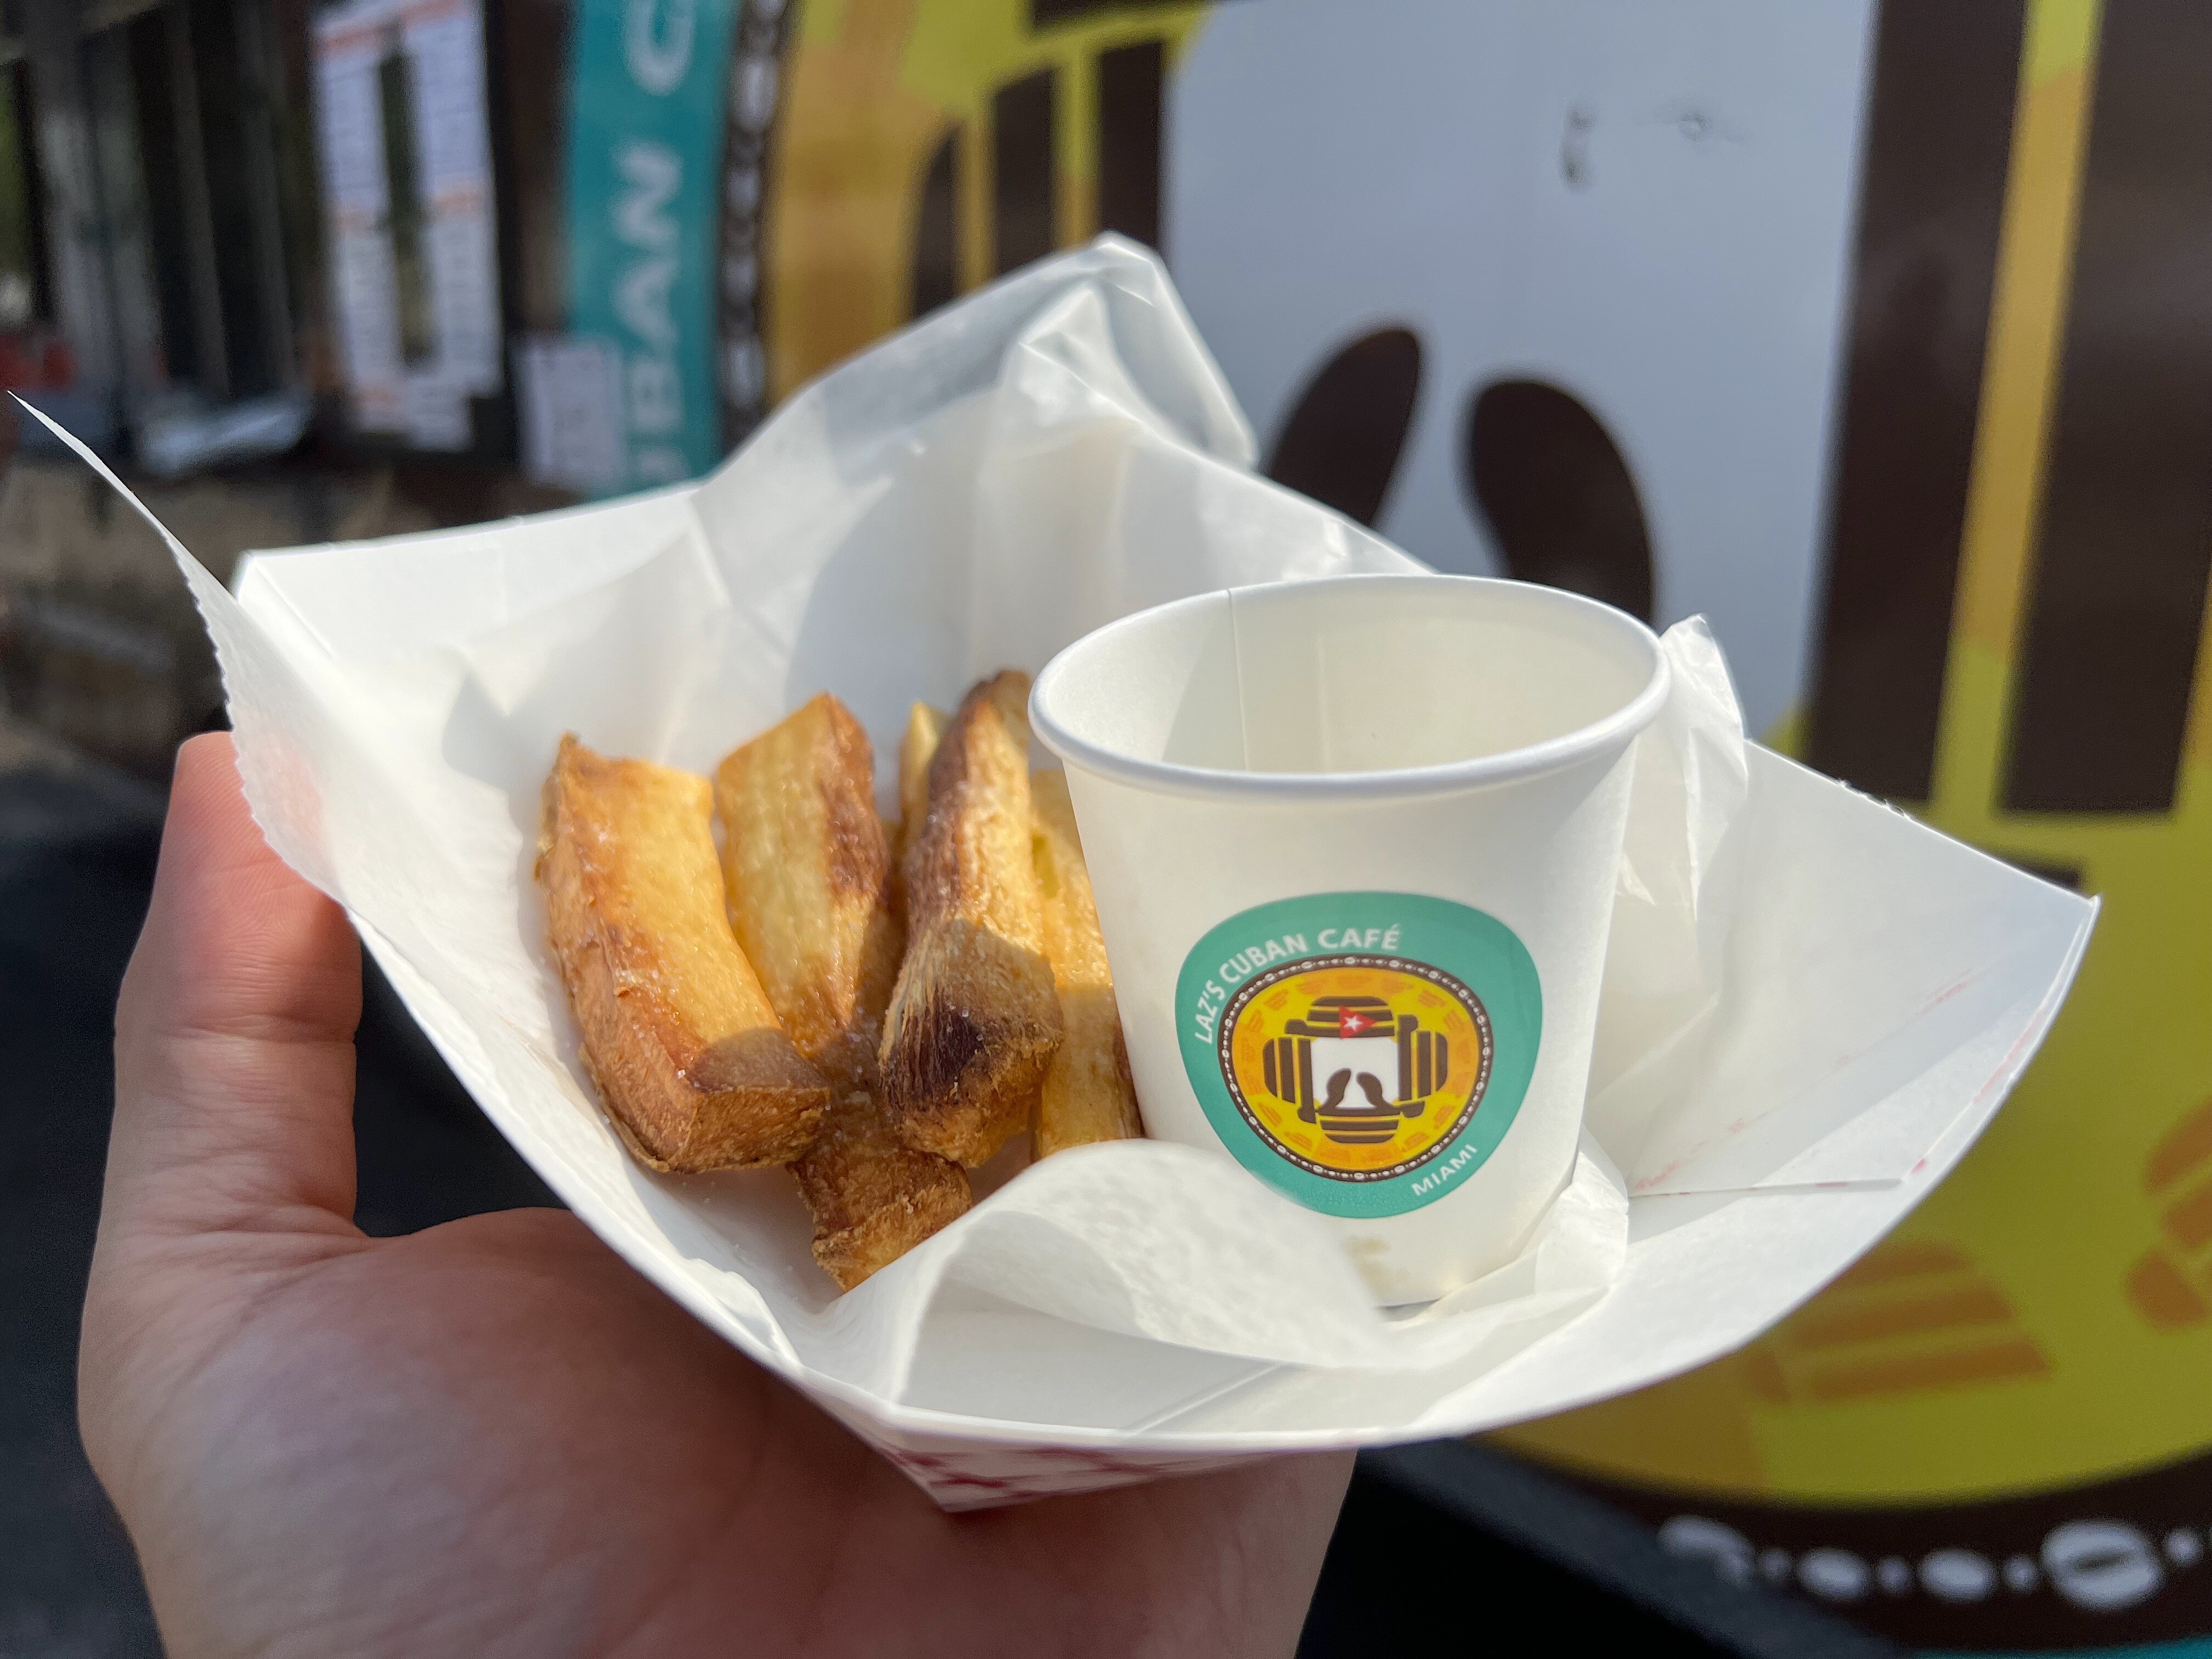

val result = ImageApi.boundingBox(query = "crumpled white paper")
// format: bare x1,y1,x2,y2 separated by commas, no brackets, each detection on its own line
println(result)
30,238,2095,1509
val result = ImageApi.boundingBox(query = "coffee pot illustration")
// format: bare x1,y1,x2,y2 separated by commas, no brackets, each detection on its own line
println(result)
1260,997,1451,1147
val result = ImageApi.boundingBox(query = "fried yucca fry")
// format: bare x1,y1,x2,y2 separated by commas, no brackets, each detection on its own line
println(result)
889,702,945,924
714,695,970,1287
1029,769,1142,1157
881,672,1064,1165
793,1092,972,1290
896,702,947,864
538,735,829,1171
713,693,903,1087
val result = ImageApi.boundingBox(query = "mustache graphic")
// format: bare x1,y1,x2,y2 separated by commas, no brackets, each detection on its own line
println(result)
1319,1069,1395,1111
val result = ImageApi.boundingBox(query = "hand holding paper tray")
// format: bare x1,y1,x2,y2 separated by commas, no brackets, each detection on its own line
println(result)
39,240,2094,1510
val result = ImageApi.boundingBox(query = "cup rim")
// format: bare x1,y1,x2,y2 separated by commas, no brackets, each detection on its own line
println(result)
1030,573,1672,802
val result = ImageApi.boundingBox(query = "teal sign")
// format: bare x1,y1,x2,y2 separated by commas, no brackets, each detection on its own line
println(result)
566,0,738,491
1176,892,1543,1220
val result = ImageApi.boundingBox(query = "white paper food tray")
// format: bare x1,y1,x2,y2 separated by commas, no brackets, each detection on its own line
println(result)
37,240,2094,1510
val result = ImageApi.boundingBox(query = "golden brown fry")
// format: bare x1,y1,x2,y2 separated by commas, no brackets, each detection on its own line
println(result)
896,702,946,864
537,735,829,1171
793,1091,972,1290
889,703,944,928
714,695,971,1285
881,672,1064,1166
713,693,902,1088
1029,769,1142,1157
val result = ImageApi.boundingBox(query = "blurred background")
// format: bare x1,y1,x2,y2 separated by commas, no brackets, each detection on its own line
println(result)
1,1,2205,1654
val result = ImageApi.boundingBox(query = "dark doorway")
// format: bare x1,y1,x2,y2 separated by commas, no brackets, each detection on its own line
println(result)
992,70,1057,276
1096,39,1165,256
911,129,961,319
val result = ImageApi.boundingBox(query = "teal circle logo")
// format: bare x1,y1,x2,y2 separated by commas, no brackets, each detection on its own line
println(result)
1177,893,1542,1218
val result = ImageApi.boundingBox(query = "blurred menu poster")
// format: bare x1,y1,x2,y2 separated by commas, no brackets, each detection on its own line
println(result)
516,334,624,494
313,0,502,450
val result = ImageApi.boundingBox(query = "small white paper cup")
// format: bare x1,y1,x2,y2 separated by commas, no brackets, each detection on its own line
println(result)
1031,573,1669,1304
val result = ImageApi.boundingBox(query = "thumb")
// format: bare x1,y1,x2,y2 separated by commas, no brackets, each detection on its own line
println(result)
101,734,364,1255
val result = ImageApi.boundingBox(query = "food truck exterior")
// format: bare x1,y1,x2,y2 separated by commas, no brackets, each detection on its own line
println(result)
733,4,2211,1652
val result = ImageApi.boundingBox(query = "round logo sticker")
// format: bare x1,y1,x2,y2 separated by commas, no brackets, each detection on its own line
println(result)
1177,894,1542,1218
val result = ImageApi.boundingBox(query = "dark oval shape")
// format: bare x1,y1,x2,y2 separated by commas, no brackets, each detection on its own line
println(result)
1265,326,1424,529
1463,379,1656,623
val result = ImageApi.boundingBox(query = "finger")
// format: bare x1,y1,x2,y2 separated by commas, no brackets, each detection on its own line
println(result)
103,734,364,1250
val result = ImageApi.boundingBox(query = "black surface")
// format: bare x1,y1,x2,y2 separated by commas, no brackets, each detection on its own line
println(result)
1363,1443,1903,1659
1301,1460,1732,1658
2,826,163,1657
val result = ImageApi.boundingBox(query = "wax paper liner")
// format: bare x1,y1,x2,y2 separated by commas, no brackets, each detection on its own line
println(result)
25,240,2093,1509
